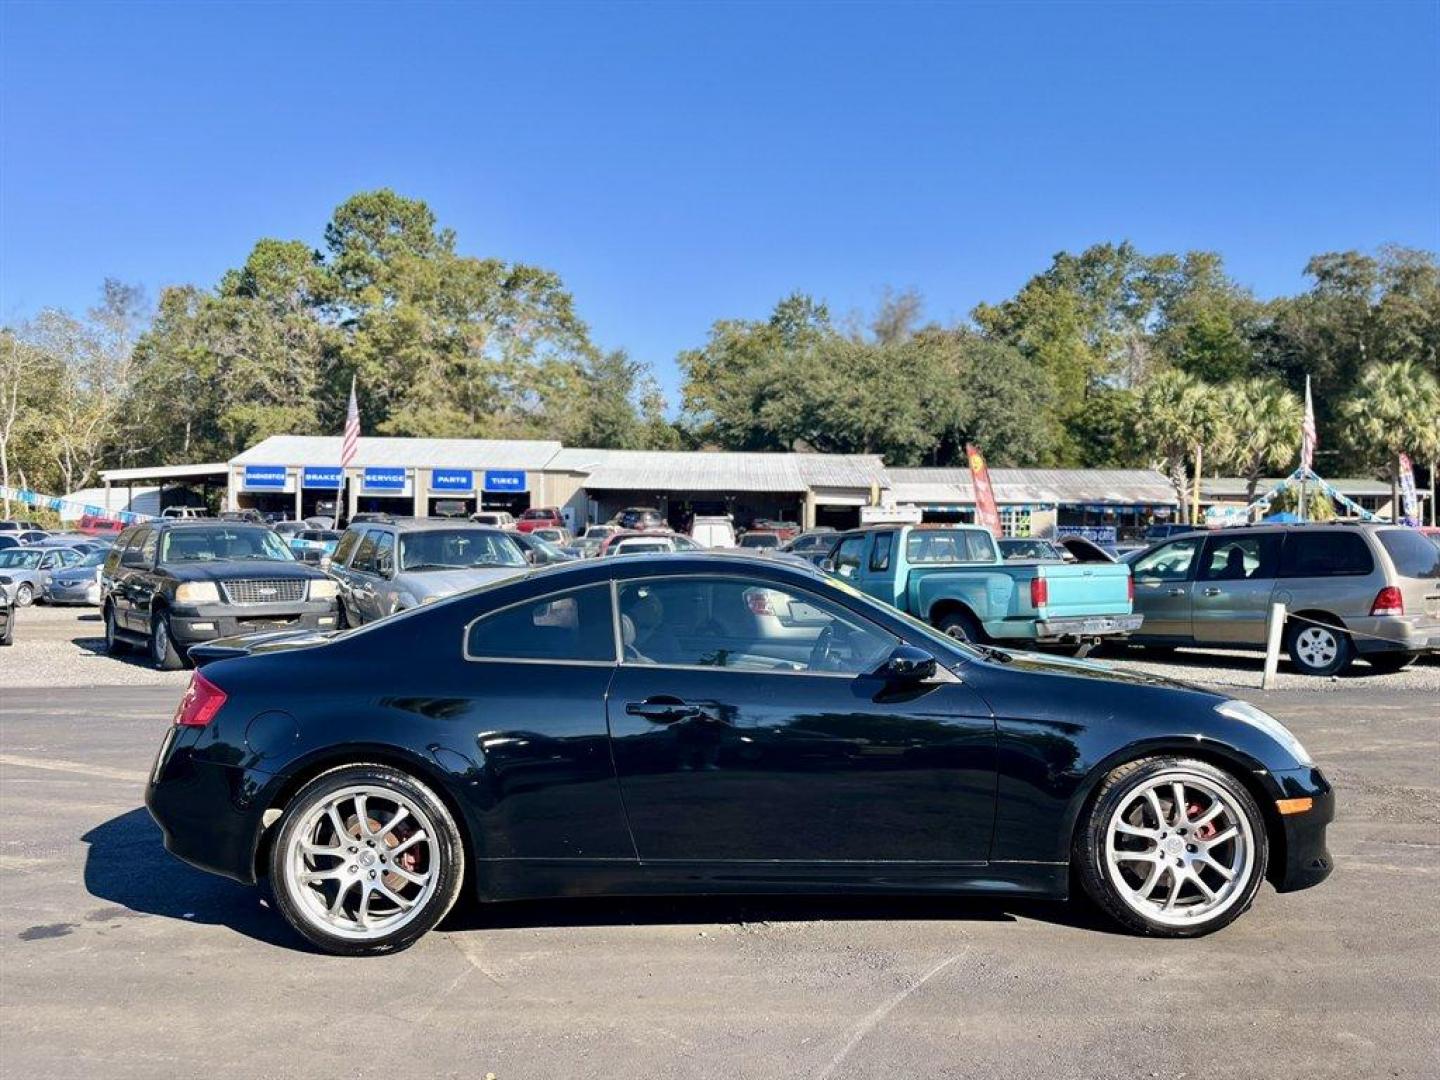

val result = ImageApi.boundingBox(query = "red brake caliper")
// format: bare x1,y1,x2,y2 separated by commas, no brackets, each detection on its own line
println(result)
1188,803,1217,840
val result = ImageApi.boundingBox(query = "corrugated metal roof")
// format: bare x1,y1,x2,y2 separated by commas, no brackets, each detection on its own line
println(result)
1200,476,1400,499
562,448,889,493
889,468,1177,506
231,435,563,470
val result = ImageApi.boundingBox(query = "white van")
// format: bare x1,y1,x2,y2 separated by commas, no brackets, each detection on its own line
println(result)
690,515,737,548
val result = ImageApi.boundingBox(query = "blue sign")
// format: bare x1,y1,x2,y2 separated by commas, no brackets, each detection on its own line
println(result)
483,469,527,493
1057,525,1118,544
243,465,287,491
362,467,406,492
431,469,475,493
302,466,343,490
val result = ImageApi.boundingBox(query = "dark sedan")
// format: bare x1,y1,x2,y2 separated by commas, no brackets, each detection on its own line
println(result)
148,554,1333,955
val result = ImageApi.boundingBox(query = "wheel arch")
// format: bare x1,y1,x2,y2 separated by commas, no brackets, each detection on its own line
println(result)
252,744,480,892
927,598,983,632
1062,739,1287,889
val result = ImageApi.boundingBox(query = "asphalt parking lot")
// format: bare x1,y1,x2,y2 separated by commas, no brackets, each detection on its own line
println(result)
2,605,1437,1079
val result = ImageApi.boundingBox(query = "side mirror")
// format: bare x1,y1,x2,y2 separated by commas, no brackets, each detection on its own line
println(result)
881,645,937,684
820,557,836,573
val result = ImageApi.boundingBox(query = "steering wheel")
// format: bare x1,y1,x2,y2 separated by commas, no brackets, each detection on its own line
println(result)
809,625,838,671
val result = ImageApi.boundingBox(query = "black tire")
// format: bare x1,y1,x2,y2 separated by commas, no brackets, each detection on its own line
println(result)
268,764,466,956
103,604,127,654
1075,756,1268,938
0,613,12,646
14,582,34,607
936,609,985,644
149,611,188,671
1285,618,1354,676
1366,651,1418,674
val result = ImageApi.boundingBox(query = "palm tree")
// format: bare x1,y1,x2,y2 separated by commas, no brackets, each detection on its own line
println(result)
1219,378,1304,509
1136,369,1227,523
1340,361,1440,521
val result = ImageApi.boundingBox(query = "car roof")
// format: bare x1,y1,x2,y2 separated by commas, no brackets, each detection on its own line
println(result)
355,517,516,534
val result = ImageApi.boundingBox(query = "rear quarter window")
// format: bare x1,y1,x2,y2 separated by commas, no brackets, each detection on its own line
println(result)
1279,532,1374,577
1376,529,1440,579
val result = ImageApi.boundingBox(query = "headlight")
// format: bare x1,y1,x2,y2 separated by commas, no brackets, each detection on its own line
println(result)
309,579,339,600
174,582,221,604
1215,700,1313,767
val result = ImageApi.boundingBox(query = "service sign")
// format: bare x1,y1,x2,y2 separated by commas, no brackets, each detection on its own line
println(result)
243,465,287,491
302,466,343,490
362,467,406,492
483,469,527,493
431,469,475,493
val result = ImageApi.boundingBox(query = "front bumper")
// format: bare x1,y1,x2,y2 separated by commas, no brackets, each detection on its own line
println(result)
1347,614,1440,656
146,727,273,884
166,600,338,645
1035,614,1144,641
46,579,101,605
1268,765,1335,892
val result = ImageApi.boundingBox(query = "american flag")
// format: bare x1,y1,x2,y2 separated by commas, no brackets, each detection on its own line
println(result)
340,376,360,469
1300,375,1317,471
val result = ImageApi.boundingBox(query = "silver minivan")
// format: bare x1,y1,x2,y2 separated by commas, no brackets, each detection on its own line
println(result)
1129,524,1440,675
328,519,529,626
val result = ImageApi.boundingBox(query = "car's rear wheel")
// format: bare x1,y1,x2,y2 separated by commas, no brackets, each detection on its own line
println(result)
1286,620,1353,676
936,609,984,644
150,612,188,671
1076,757,1267,937
103,604,125,654
1366,651,1418,674
269,765,465,956
14,583,33,607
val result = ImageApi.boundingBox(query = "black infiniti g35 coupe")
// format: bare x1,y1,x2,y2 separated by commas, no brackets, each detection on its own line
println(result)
146,553,1334,955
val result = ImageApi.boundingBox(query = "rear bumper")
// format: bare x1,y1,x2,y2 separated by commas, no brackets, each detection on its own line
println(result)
1346,614,1440,655
146,730,272,885
1034,614,1144,641
1268,766,1335,893
167,601,338,645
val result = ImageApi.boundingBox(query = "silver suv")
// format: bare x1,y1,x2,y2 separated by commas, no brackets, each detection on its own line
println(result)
1129,523,1440,675
327,518,529,626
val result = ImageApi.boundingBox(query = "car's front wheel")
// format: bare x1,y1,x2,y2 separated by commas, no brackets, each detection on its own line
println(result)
150,612,188,671
1076,757,1267,937
268,765,465,956
103,604,125,654
14,583,33,607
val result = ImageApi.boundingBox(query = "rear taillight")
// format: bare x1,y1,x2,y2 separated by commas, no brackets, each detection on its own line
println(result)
1030,576,1048,608
173,672,227,727
1370,586,1404,617
1127,575,1135,604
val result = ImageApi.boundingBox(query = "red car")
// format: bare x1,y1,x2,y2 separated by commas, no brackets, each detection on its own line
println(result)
78,515,125,536
516,507,565,534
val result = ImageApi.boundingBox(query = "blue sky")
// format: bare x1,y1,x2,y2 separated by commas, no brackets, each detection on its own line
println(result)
2,1,1437,402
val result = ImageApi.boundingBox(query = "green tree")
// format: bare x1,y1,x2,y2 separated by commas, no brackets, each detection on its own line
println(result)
1339,360,1440,519
1217,378,1303,505
1134,369,1226,521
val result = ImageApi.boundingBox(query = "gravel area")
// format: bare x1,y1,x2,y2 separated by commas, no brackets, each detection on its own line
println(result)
2,604,1437,694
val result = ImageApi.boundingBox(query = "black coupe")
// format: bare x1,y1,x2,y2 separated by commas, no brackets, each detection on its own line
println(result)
146,554,1333,955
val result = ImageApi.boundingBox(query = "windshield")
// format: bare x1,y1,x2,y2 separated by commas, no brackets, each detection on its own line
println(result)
160,527,294,563
906,530,995,563
399,529,525,571
0,550,43,569
584,526,615,539
739,534,780,548
72,550,107,568
1000,539,1062,560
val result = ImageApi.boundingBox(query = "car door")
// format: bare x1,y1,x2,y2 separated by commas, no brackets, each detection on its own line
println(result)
1190,532,1282,644
1129,535,1203,641
114,528,156,631
606,573,997,865
345,529,386,624
830,533,866,583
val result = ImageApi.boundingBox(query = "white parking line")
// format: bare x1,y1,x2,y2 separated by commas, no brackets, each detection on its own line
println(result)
0,754,147,784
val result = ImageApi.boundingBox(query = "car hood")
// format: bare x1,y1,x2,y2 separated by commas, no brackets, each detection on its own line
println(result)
162,560,324,582
975,646,1215,696
397,565,527,600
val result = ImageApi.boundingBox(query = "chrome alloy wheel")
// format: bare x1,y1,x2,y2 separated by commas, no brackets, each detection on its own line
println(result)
282,785,440,940
1103,771,1254,928
1294,626,1339,670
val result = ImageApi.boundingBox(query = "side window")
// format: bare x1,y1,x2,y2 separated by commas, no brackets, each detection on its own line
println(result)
122,529,153,568
351,530,382,574
616,577,896,675
1280,532,1374,578
104,533,132,573
373,531,396,576
1199,535,1281,582
331,528,362,568
834,536,866,579
965,531,997,561
466,584,615,663
869,532,893,572
1132,537,1202,581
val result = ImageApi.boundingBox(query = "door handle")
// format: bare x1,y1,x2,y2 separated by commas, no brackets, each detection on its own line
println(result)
626,698,701,724
1202,587,1222,597
1168,587,1186,597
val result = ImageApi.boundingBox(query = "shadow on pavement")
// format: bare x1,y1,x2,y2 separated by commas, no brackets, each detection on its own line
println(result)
80,807,306,950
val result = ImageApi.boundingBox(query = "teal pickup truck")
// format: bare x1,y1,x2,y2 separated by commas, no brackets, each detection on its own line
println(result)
824,524,1142,648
